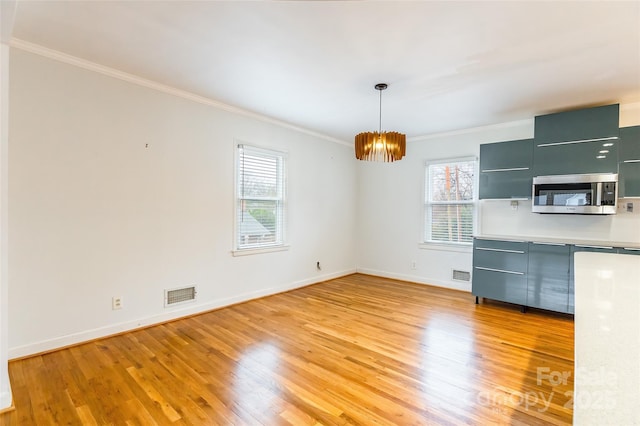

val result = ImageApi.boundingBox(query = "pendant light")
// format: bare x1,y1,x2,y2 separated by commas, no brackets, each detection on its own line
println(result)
355,83,406,162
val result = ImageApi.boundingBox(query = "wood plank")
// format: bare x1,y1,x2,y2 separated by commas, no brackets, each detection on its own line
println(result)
0,273,574,425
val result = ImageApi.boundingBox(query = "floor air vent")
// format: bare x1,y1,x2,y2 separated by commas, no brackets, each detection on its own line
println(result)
165,286,197,307
452,270,471,282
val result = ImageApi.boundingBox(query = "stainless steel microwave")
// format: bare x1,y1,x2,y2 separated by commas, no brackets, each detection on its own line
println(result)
532,173,618,214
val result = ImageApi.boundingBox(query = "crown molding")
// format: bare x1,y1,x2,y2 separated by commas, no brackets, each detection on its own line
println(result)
9,38,351,147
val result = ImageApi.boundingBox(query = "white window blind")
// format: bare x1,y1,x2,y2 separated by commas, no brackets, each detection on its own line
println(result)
425,159,476,244
236,144,286,251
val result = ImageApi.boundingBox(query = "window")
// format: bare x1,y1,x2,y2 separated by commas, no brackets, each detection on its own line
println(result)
235,144,286,252
424,158,476,245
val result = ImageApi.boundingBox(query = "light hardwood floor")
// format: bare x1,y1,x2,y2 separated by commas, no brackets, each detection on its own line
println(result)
0,274,574,425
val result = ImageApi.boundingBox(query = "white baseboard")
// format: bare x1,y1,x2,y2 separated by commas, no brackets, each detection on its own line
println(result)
355,267,472,292
8,269,355,359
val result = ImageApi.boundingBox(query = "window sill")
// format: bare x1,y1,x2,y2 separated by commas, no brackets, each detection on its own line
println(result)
232,245,290,257
418,242,472,253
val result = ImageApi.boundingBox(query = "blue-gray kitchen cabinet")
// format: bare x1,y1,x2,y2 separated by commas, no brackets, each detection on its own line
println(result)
533,104,619,176
618,247,640,256
472,239,528,308
527,242,571,313
619,126,640,198
479,139,533,199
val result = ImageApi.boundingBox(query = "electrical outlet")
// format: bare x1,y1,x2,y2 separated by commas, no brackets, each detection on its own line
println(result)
411,261,417,270
112,296,123,310
316,261,321,271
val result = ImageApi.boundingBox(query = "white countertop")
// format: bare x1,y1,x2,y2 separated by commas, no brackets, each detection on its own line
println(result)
475,234,640,250
574,252,640,425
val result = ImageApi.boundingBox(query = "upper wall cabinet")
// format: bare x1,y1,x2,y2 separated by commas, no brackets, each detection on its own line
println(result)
533,104,619,176
619,126,640,159
479,139,533,199
619,126,640,198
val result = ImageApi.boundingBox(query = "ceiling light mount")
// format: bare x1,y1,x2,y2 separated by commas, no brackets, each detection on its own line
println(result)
355,83,406,162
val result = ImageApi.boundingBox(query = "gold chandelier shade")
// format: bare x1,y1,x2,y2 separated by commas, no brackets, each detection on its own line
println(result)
355,83,406,162
355,131,406,162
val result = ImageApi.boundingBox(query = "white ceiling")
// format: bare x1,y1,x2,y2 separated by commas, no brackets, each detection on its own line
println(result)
7,1,640,142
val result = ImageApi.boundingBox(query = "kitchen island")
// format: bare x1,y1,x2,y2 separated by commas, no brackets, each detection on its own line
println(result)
574,252,640,425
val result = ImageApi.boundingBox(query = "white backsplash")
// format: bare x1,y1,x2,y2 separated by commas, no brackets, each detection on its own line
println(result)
479,198,640,244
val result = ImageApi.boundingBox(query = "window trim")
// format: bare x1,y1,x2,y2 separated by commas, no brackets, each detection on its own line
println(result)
232,141,288,255
422,156,478,247
231,244,290,257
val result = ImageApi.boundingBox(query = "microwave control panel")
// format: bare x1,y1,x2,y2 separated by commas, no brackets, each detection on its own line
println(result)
601,182,616,206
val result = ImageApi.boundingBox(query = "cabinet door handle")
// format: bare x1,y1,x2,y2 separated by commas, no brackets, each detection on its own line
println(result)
537,136,618,147
475,266,524,275
532,242,566,246
476,247,525,254
623,248,640,251
481,167,530,173
623,159,640,163
575,244,614,250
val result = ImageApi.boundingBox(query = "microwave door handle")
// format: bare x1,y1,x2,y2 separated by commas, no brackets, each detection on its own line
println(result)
595,182,602,206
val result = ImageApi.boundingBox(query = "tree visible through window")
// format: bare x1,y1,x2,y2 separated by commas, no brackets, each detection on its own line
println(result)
236,144,286,250
425,159,476,244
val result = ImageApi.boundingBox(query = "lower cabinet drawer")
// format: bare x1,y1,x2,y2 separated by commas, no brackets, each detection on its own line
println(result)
473,248,527,273
472,267,527,306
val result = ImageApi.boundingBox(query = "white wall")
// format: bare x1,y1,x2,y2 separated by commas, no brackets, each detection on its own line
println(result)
1,0,16,408
357,104,640,291
8,49,357,358
480,199,640,244
0,42,12,410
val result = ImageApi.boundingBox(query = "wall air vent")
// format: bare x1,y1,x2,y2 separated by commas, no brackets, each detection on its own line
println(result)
452,270,471,282
164,286,197,307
